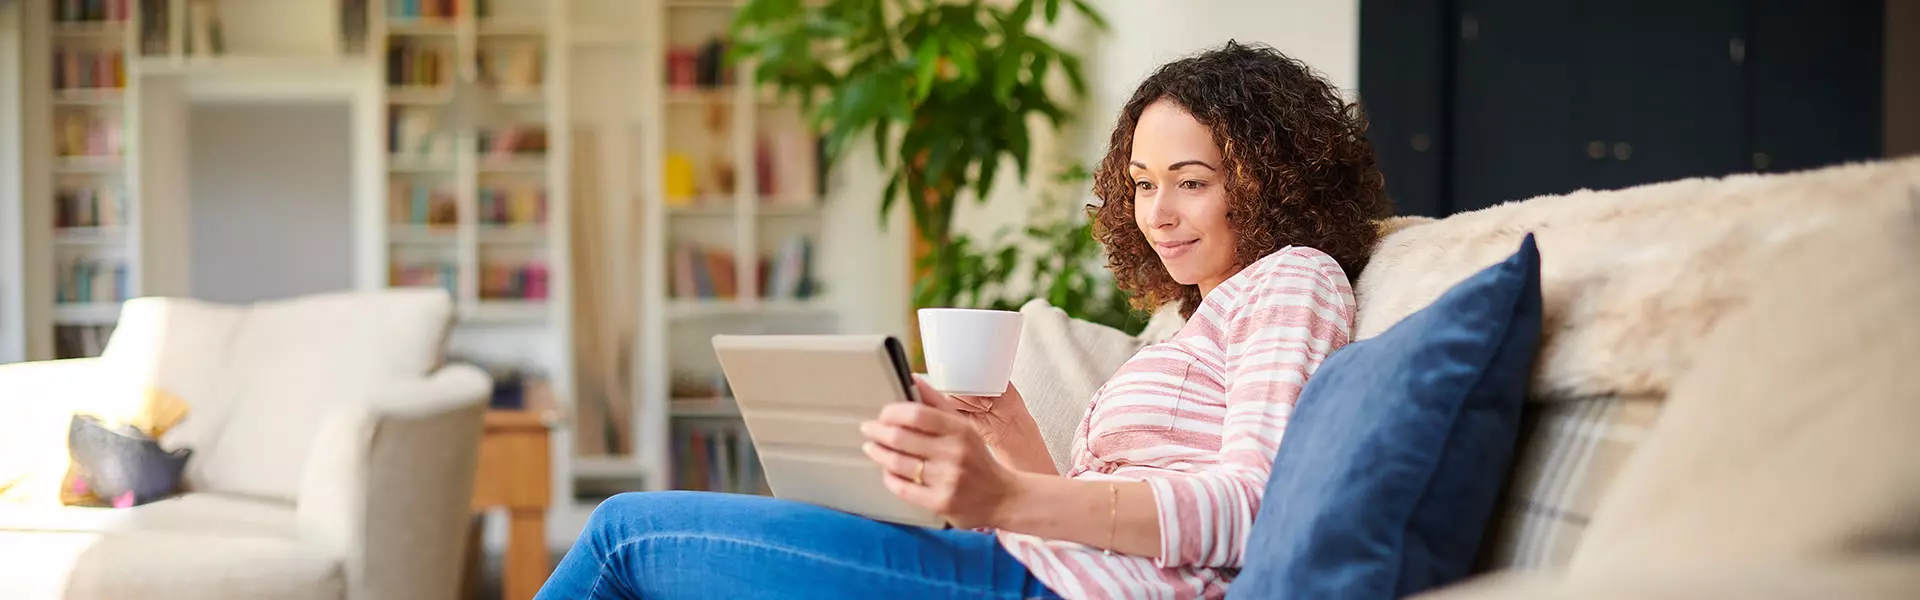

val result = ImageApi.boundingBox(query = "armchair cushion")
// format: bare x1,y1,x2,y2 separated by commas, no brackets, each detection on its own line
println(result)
192,290,453,501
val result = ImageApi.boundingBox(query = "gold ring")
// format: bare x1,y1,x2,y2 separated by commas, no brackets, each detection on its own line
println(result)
913,459,925,486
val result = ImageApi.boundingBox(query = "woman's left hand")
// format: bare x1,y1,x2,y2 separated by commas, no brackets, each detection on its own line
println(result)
860,402,1024,529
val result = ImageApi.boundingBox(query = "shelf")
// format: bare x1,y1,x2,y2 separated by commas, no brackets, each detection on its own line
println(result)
386,20,459,36
757,202,823,217
53,89,125,105
478,158,548,173
666,201,737,216
388,225,458,244
55,157,121,173
666,88,736,105
478,19,547,36
492,89,546,104
667,298,831,319
54,303,122,326
670,397,741,418
666,0,743,9
54,227,129,245
387,87,452,104
134,55,368,76
389,157,454,172
477,224,548,244
467,300,550,323
574,456,650,479
666,199,820,217
51,21,126,38
570,28,641,47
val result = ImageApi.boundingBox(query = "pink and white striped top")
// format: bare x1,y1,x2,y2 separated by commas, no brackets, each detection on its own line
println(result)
997,246,1357,599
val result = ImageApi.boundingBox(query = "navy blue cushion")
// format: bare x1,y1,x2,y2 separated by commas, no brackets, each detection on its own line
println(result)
1228,234,1543,600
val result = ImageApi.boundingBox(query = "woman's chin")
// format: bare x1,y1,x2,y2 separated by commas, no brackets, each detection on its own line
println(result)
1160,265,1201,287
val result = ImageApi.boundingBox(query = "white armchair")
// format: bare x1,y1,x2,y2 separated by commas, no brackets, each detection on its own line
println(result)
0,290,491,600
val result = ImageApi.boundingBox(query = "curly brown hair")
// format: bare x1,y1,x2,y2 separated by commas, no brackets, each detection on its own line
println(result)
1091,41,1391,318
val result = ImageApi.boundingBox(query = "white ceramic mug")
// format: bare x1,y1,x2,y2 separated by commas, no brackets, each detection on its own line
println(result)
917,308,1023,396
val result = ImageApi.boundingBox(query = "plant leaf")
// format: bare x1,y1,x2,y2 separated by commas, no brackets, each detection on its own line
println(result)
1068,0,1108,29
1043,0,1061,22
976,154,1002,205
872,118,892,167
912,36,940,102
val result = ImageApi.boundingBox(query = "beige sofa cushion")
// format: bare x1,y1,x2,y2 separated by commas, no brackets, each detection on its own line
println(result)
194,290,453,501
1356,156,1920,400
0,530,342,600
0,493,332,600
1416,555,1920,600
0,493,295,539
1010,299,1184,474
1568,210,1920,572
103,297,250,459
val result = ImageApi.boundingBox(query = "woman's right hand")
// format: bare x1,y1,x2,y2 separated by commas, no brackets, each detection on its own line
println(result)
912,377,1057,474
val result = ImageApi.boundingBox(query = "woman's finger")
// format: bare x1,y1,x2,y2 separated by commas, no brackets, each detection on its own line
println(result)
859,420,942,458
912,375,989,412
882,470,949,514
878,402,965,435
861,441,923,482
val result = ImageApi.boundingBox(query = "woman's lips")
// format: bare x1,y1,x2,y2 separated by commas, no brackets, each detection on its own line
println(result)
1155,239,1198,259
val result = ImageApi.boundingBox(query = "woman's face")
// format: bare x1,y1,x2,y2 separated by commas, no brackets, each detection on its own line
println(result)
1130,99,1239,294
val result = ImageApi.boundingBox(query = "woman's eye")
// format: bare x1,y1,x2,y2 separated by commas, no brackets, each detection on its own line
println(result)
1179,180,1206,190
1133,180,1154,191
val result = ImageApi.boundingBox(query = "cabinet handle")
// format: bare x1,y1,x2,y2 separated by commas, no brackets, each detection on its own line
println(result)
1752,152,1771,170
1729,37,1746,66
1613,142,1633,161
1587,141,1607,159
1411,134,1432,152
1461,15,1479,41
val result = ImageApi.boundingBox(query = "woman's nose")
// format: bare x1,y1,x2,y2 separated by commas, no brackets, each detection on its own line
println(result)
1148,198,1178,229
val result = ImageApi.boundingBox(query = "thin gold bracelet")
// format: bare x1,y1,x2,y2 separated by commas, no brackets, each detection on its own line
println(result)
1105,482,1117,556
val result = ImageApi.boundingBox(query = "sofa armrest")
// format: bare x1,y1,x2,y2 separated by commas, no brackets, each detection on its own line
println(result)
0,358,109,411
296,363,491,600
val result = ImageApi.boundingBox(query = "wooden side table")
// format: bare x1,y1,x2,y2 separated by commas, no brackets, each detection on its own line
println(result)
472,410,555,600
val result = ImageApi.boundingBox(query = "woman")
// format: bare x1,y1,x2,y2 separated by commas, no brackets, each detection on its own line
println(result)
536,41,1391,600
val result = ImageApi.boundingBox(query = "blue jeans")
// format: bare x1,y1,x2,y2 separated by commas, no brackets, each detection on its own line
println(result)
535,491,1060,599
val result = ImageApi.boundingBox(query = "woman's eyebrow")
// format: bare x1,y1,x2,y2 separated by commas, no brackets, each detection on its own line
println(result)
1128,160,1219,171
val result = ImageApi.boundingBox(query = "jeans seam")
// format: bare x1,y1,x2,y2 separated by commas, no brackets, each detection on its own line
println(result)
603,532,1031,598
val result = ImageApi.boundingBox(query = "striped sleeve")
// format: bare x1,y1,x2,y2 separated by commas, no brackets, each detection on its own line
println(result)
1145,249,1354,569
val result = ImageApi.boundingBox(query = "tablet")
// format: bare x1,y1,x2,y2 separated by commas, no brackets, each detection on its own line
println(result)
710,334,946,528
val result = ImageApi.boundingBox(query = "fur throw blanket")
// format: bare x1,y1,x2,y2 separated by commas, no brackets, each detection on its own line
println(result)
1355,156,1920,400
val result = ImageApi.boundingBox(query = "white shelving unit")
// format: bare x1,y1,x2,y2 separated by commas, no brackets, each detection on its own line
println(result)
564,0,839,524
5,0,847,550
11,0,150,360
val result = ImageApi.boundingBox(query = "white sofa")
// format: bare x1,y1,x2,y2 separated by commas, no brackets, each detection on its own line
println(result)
0,290,492,600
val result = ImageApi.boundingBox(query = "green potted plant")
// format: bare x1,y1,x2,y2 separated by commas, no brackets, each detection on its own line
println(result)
729,0,1109,314
918,164,1146,334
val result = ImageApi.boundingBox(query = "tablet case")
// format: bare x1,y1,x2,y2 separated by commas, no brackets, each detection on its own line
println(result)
711,334,948,528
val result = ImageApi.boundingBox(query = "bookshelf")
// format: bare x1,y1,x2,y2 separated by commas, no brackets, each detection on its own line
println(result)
37,0,136,360
5,0,849,548
562,0,838,510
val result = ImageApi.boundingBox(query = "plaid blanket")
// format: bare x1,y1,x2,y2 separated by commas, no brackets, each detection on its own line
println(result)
1477,395,1664,571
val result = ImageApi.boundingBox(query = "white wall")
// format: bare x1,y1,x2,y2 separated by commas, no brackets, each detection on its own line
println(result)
0,4,23,363
1079,0,1359,162
186,103,355,303
948,0,1361,280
